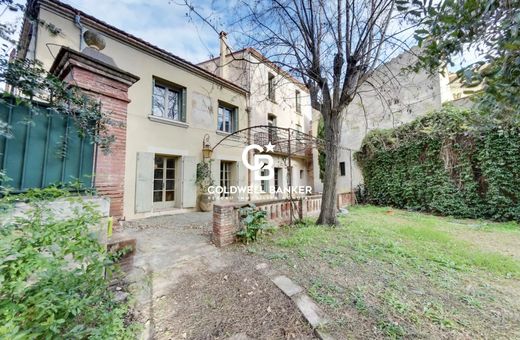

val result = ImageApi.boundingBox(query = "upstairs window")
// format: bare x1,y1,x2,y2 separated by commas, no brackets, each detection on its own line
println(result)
268,73,275,101
339,161,346,176
268,114,277,142
218,102,237,133
152,80,186,122
295,90,301,113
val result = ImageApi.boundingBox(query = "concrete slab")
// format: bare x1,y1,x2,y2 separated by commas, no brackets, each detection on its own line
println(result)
293,294,329,329
272,275,303,297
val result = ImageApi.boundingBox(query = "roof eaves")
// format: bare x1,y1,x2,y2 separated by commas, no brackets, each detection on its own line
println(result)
25,0,248,95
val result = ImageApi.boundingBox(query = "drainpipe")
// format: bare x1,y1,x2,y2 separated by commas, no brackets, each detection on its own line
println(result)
74,14,84,50
246,50,252,201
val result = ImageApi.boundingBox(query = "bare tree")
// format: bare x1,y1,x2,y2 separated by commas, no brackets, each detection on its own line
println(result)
183,0,412,225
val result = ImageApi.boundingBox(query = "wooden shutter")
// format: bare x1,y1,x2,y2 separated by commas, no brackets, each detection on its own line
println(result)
181,156,197,207
211,159,221,187
135,152,154,213
181,88,187,122
233,107,239,132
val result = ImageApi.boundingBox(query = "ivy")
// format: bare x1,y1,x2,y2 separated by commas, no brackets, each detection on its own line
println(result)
355,106,520,222
1,59,117,152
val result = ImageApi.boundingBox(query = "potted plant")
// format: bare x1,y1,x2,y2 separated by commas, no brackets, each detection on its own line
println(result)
196,160,215,212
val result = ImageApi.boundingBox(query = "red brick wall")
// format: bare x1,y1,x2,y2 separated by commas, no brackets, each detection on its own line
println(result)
337,192,355,208
66,67,132,221
212,195,323,247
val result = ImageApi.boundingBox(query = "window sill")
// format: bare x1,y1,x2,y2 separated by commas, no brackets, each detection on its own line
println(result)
148,115,189,128
216,130,240,139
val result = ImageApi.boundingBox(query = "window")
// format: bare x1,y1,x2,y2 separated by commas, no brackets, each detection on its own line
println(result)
300,169,304,180
218,103,237,133
339,161,346,176
268,114,277,142
154,156,176,203
295,90,301,113
220,161,232,197
152,80,185,122
268,73,275,101
274,168,281,190
261,169,269,192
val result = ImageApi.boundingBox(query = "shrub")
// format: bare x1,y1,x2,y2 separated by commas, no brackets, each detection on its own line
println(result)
237,204,270,243
0,190,137,338
355,106,520,222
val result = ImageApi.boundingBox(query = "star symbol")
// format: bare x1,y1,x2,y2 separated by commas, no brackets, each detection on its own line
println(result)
264,142,275,153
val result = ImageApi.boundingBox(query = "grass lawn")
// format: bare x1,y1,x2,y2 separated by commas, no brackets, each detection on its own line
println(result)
244,205,520,339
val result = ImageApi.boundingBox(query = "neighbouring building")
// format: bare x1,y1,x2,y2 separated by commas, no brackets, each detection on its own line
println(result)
312,48,475,195
18,0,249,221
198,35,315,200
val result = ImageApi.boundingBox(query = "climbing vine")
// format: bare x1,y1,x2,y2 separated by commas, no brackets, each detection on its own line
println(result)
355,106,520,222
1,59,116,152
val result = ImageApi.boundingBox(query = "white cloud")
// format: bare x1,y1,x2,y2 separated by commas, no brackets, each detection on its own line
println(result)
62,0,222,63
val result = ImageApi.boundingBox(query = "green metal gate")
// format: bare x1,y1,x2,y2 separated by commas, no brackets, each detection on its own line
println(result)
0,101,95,192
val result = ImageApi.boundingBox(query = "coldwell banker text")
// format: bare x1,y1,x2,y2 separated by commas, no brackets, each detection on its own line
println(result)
207,185,313,196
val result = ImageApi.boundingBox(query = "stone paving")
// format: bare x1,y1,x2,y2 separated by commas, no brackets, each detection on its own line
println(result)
115,212,229,338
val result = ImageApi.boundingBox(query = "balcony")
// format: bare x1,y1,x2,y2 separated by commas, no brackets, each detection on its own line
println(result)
253,129,310,157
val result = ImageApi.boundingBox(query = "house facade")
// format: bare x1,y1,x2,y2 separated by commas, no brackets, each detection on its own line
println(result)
19,0,250,221
198,36,315,200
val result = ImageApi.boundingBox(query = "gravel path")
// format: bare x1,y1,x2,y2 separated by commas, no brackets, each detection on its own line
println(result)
116,213,314,339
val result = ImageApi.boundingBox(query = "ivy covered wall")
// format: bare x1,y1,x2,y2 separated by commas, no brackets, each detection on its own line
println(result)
355,106,520,222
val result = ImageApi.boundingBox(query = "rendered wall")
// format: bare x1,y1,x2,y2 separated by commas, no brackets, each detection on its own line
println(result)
30,6,248,220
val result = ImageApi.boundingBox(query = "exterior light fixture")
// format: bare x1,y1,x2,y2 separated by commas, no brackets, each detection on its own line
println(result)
202,134,212,159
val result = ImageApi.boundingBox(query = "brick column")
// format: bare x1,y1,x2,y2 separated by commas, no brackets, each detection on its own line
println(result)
213,202,239,247
50,47,139,221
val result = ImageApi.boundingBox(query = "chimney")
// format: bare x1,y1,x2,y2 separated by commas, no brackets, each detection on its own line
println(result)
219,31,228,79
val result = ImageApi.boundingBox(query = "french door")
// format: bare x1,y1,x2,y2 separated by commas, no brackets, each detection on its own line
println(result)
153,155,176,210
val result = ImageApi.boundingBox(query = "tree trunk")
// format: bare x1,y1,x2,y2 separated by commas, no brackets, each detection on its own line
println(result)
316,110,342,225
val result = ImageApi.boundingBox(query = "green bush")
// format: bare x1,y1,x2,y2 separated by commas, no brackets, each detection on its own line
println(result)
0,191,136,338
355,106,520,222
237,204,271,243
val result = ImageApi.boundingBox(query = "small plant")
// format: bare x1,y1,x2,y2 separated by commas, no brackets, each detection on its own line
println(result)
237,204,270,243
195,160,214,193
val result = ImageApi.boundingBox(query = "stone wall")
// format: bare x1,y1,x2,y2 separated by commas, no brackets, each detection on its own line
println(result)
2,196,110,244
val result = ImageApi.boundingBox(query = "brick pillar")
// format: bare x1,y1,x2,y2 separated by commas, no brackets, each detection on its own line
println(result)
50,47,139,221
213,202,238,247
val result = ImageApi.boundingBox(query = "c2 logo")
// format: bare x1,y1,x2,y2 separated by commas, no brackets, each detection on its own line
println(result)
242,144,274,180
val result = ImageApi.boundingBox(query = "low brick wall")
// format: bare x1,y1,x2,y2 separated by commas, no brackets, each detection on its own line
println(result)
337,192,355,208
213,195,325,247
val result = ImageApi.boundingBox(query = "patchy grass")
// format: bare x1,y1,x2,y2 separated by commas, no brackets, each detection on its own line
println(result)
247,205,520,339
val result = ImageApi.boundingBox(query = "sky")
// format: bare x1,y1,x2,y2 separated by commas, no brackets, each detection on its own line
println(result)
1,0,229,63
61,0,229,63
1,0,481,70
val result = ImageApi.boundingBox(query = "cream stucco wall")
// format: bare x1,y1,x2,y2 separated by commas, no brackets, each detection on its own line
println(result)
31,6,248,220
199,50,314,198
